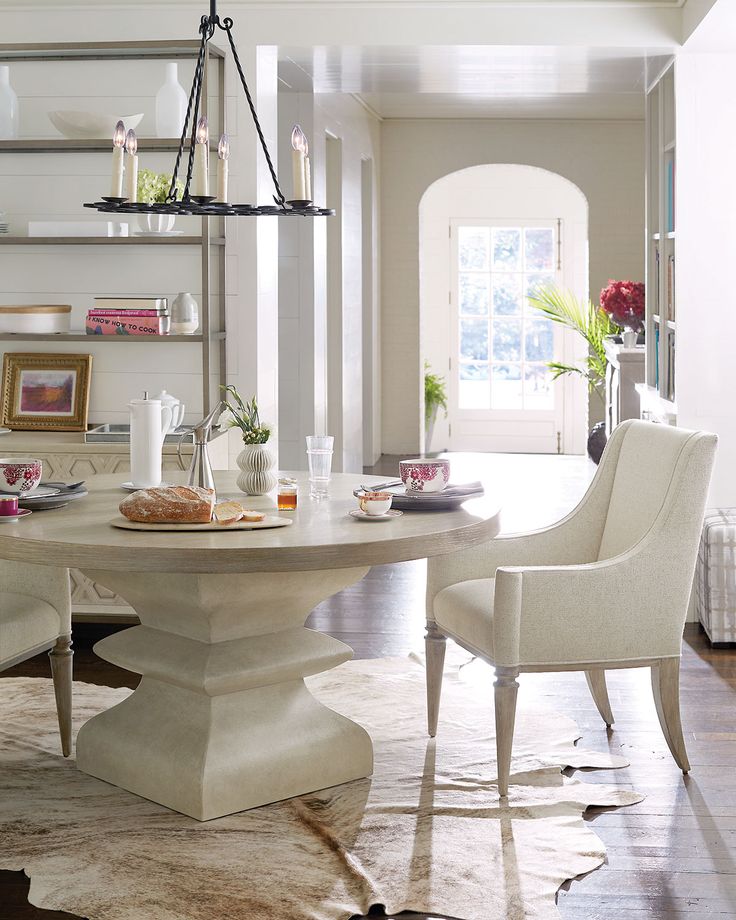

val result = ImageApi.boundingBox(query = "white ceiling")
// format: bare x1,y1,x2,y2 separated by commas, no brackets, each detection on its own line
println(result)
278,45,673,119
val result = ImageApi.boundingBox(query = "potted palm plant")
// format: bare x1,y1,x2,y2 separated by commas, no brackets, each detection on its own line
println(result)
527,284,619,463
424,362,448,454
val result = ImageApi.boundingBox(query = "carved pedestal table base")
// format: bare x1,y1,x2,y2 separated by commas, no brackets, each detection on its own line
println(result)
77,568,373,821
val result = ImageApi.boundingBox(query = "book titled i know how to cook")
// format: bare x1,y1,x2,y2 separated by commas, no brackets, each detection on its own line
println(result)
86,297,170,336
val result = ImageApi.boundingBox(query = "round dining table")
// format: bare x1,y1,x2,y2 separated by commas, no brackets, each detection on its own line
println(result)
0,471,501,820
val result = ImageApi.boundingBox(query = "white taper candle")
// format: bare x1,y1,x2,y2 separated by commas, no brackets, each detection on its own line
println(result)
193,116,209,197
216,133,229,202
110,120,125,198
291,124,307,200
124,129,138,203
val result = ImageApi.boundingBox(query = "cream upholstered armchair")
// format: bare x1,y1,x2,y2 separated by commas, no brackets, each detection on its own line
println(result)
0,562,72,755
425,420,717,796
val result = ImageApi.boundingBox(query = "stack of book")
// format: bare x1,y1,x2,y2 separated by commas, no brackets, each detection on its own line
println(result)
86,298,170,336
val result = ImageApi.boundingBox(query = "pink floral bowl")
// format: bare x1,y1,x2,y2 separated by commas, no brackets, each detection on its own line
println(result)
399,458,450,494
0,458,43,494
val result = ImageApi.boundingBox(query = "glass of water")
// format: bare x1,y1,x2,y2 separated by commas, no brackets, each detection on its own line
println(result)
306,435,334,500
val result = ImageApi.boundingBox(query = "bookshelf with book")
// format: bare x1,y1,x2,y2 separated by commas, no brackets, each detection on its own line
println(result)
640,59,677,424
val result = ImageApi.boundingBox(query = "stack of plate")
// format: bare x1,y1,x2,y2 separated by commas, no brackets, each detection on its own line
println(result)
19,482,88,511
356,480,485,512
0,212,8,235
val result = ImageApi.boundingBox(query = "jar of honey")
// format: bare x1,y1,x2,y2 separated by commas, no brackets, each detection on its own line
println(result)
277,477,298,511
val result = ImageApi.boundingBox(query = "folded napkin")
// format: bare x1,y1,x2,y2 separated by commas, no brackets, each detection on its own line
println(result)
397,480,484,498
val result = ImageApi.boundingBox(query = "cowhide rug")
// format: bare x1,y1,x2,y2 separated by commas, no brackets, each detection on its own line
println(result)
0,653,642,920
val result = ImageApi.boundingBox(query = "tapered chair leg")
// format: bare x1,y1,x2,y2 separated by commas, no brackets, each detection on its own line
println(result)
494,667,519,797
585,669,614,727
49,633,73,757
425,621,447,738
651,657,690,774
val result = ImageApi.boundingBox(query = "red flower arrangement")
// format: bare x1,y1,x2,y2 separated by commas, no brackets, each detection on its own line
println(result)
600,280,645,333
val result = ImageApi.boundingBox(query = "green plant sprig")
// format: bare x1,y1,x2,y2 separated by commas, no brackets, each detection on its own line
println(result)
220,385,272,444
424,361,448,422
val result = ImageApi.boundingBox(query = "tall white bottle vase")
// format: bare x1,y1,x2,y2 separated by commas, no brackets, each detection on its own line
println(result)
129,396,173,489
155,62,187,139
0,66,19,140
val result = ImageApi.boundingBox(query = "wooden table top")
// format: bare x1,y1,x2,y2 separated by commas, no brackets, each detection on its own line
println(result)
0,472,501,574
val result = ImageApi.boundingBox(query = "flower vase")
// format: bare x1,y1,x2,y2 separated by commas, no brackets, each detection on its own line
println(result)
237,441,278,495
155,62,187,138
137,214,176,234
622,328,638,348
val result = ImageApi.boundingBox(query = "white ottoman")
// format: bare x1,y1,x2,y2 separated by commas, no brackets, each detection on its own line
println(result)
697,510,736,646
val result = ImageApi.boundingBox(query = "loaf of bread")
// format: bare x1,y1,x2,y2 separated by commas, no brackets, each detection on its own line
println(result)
119,486,215,524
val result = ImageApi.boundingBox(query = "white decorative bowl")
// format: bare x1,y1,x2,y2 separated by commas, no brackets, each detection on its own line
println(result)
0,458,42,494
47,111,144,139
0,305,71,334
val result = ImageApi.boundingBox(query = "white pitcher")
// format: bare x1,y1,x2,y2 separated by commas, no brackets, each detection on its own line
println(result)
153,389,185,430
129,393,173,489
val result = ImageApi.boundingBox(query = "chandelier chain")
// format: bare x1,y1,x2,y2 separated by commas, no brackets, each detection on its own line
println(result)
167,27,209,202
221,19,287,206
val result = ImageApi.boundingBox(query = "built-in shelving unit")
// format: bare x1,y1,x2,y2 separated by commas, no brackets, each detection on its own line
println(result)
642,59,677,424
0,38,227,415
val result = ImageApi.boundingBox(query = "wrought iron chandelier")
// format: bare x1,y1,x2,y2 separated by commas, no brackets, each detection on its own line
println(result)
85,1,333,218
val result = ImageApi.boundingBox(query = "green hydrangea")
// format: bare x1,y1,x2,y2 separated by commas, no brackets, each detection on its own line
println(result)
136,169,183,205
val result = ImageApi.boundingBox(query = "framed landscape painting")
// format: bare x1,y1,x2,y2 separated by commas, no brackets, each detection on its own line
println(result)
1,353,92,431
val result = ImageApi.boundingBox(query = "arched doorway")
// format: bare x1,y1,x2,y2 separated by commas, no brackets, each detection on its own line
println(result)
419,164,589,454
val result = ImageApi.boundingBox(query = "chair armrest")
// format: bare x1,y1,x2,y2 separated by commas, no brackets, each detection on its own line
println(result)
492,546,693,668
426,524,591,616
0,561,71,634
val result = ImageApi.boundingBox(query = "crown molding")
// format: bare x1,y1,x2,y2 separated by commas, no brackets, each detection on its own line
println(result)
0,0,687,8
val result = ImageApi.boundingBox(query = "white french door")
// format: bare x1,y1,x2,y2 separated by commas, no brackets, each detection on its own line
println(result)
449,219,564,453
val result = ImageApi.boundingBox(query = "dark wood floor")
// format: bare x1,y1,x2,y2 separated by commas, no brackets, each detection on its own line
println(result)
3,453,736,918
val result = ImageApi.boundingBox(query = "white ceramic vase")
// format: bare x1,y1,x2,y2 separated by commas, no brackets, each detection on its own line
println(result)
0,65,19,140
137,214,176,234
155,62,188,138
237,441,278,495
622,328,638,348
171,292,199,334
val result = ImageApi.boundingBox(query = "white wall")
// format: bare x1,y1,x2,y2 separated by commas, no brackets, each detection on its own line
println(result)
675,52,736,506
381,118,646,454
420,164,589,455
278,91,381,472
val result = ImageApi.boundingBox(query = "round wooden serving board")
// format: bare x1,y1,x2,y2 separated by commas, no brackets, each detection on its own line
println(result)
111,514,292,532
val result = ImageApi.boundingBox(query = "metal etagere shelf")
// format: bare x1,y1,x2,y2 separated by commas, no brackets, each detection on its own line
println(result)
0,38,227,415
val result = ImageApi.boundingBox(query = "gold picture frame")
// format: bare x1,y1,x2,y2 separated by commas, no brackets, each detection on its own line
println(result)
1,352,92,431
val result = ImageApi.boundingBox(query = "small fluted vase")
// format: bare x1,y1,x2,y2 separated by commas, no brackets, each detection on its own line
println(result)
236,440,277,495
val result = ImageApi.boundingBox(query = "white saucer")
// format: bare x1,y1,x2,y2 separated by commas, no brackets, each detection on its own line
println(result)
120,481,174,492
349,509,403,522
0,508,32,523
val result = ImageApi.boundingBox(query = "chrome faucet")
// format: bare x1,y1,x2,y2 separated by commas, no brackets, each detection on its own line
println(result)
178,402,224,492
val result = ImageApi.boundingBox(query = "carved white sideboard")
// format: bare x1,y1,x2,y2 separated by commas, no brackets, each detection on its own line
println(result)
0,430,229,621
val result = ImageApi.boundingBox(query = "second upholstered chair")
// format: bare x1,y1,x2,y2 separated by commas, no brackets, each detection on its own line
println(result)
0,562,73,755
425,420,717,796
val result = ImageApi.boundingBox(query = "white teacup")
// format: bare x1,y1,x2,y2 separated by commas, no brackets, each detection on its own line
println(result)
359,491,393,516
